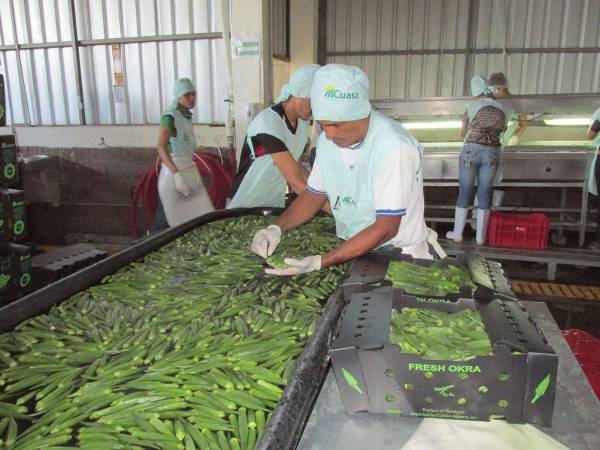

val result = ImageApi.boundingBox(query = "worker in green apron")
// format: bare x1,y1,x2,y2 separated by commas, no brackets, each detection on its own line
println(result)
157,78,214,227
587,107,600,250
227,64,321,209
251,64,445,275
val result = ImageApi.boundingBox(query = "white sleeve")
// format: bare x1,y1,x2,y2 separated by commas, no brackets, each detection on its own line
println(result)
373,143,420,217
307,160,327,195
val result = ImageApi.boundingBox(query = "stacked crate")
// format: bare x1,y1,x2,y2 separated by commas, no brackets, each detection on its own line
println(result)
0,132,32,305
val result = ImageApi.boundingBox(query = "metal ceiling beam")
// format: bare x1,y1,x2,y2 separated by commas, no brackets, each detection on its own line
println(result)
326,46,600,58
0,32,223,52
372,93,600,118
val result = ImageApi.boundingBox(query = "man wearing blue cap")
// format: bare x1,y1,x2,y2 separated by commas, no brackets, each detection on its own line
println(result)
251,64,442,275
227,64,321,209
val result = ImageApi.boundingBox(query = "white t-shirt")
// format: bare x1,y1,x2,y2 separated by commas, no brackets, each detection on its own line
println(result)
307,139,427,248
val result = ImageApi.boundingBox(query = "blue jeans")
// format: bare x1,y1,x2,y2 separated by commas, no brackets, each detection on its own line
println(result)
457,143,500,209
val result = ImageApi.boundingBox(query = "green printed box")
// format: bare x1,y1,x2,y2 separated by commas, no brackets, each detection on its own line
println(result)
0,135,19,187
331,286,557,426
0,188,27,242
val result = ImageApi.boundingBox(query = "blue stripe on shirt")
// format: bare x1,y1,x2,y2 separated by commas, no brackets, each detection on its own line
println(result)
307,185,327,195
376,208,406,217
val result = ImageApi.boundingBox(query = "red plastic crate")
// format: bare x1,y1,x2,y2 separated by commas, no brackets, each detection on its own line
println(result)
487,212,550,249
562,329,600,399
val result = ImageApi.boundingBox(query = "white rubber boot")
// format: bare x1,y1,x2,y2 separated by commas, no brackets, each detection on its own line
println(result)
446,207,468,243
476,209,491,245
469,197,478,231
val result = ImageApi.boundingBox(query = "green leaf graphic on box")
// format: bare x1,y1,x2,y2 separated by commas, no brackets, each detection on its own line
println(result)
531,374,551,404
13,220,24,235
19,273,31,288
434,384,455,398
0,273,11,288
342,367,363,394
4,163,16,179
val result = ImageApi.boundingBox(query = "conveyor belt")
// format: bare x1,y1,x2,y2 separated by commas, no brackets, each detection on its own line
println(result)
512,280,600,303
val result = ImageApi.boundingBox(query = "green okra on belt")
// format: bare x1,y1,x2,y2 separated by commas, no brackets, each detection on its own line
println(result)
0,216,347,449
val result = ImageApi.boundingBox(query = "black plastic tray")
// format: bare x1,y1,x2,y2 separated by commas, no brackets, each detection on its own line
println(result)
0,207,352,450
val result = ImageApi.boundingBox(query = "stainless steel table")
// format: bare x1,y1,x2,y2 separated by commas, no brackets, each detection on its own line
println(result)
298,302,600,450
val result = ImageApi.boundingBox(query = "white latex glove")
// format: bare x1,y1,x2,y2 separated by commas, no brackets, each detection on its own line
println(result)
173,171,192,196
265,255,321,276
251,225,282,258
507,135,519,146
426,228,447,259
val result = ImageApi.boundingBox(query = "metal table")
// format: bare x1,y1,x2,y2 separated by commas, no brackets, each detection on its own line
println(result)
298,302,600,450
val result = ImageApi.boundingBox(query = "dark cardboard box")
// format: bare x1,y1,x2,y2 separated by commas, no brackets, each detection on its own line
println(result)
344,251,514,301
0,75,5,127
0,243,32,305
0,135,19,187
330,286,557,426
0,249,13,301
0,188,28,242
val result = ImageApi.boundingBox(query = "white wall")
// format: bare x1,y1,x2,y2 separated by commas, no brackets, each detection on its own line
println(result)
0,124,228,148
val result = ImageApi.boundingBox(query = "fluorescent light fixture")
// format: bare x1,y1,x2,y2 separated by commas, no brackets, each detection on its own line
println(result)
544,118,591,126
401,120,463,129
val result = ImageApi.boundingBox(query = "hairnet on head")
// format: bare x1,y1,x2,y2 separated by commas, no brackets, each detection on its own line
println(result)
310,64,371,122
471,75,495,97
276,64,321,103
172,78,195,107
488,72,508,87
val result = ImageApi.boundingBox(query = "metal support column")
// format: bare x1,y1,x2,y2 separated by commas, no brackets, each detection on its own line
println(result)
69,0,86,124
8,0,32,125
580,185,589,247
462,0,479,96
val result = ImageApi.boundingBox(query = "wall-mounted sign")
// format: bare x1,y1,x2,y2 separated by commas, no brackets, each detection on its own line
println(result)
232,33,261,58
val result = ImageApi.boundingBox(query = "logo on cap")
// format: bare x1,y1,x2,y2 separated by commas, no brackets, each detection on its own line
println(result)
324,85,360,100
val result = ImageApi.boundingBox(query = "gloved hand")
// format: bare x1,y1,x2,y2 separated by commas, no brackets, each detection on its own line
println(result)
251,225,282,258
173,171,192,196
426,228,447,259
507,135,519,146
265,255,321,276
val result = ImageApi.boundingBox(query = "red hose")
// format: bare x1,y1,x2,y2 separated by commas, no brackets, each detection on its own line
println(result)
130,150,235,238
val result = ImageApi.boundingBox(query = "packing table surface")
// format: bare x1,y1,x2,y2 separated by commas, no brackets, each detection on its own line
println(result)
298,301,600,450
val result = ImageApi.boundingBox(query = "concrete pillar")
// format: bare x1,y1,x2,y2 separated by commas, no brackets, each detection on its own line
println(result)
230,0,272,159
289,0,319,73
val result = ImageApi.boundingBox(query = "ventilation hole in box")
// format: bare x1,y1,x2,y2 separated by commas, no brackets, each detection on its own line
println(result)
424,397,433,405
360,309,367,313
499,372,509,381
385,394,395,403
361,303,369,306
498,400,508,408
363,296,371,300
356,325,364,329
404,383,413,391
354,333,362,337
457,398,467,406
384,369,394,378
358,317,366,321
478,386,488,394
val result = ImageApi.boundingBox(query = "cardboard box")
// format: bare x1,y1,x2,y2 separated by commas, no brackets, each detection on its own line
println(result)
0,135,19,187
0,188,28,242
0,249,13,301
331,286,557,426
0,75,5,127
0,243,32,305
11,243,32,295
